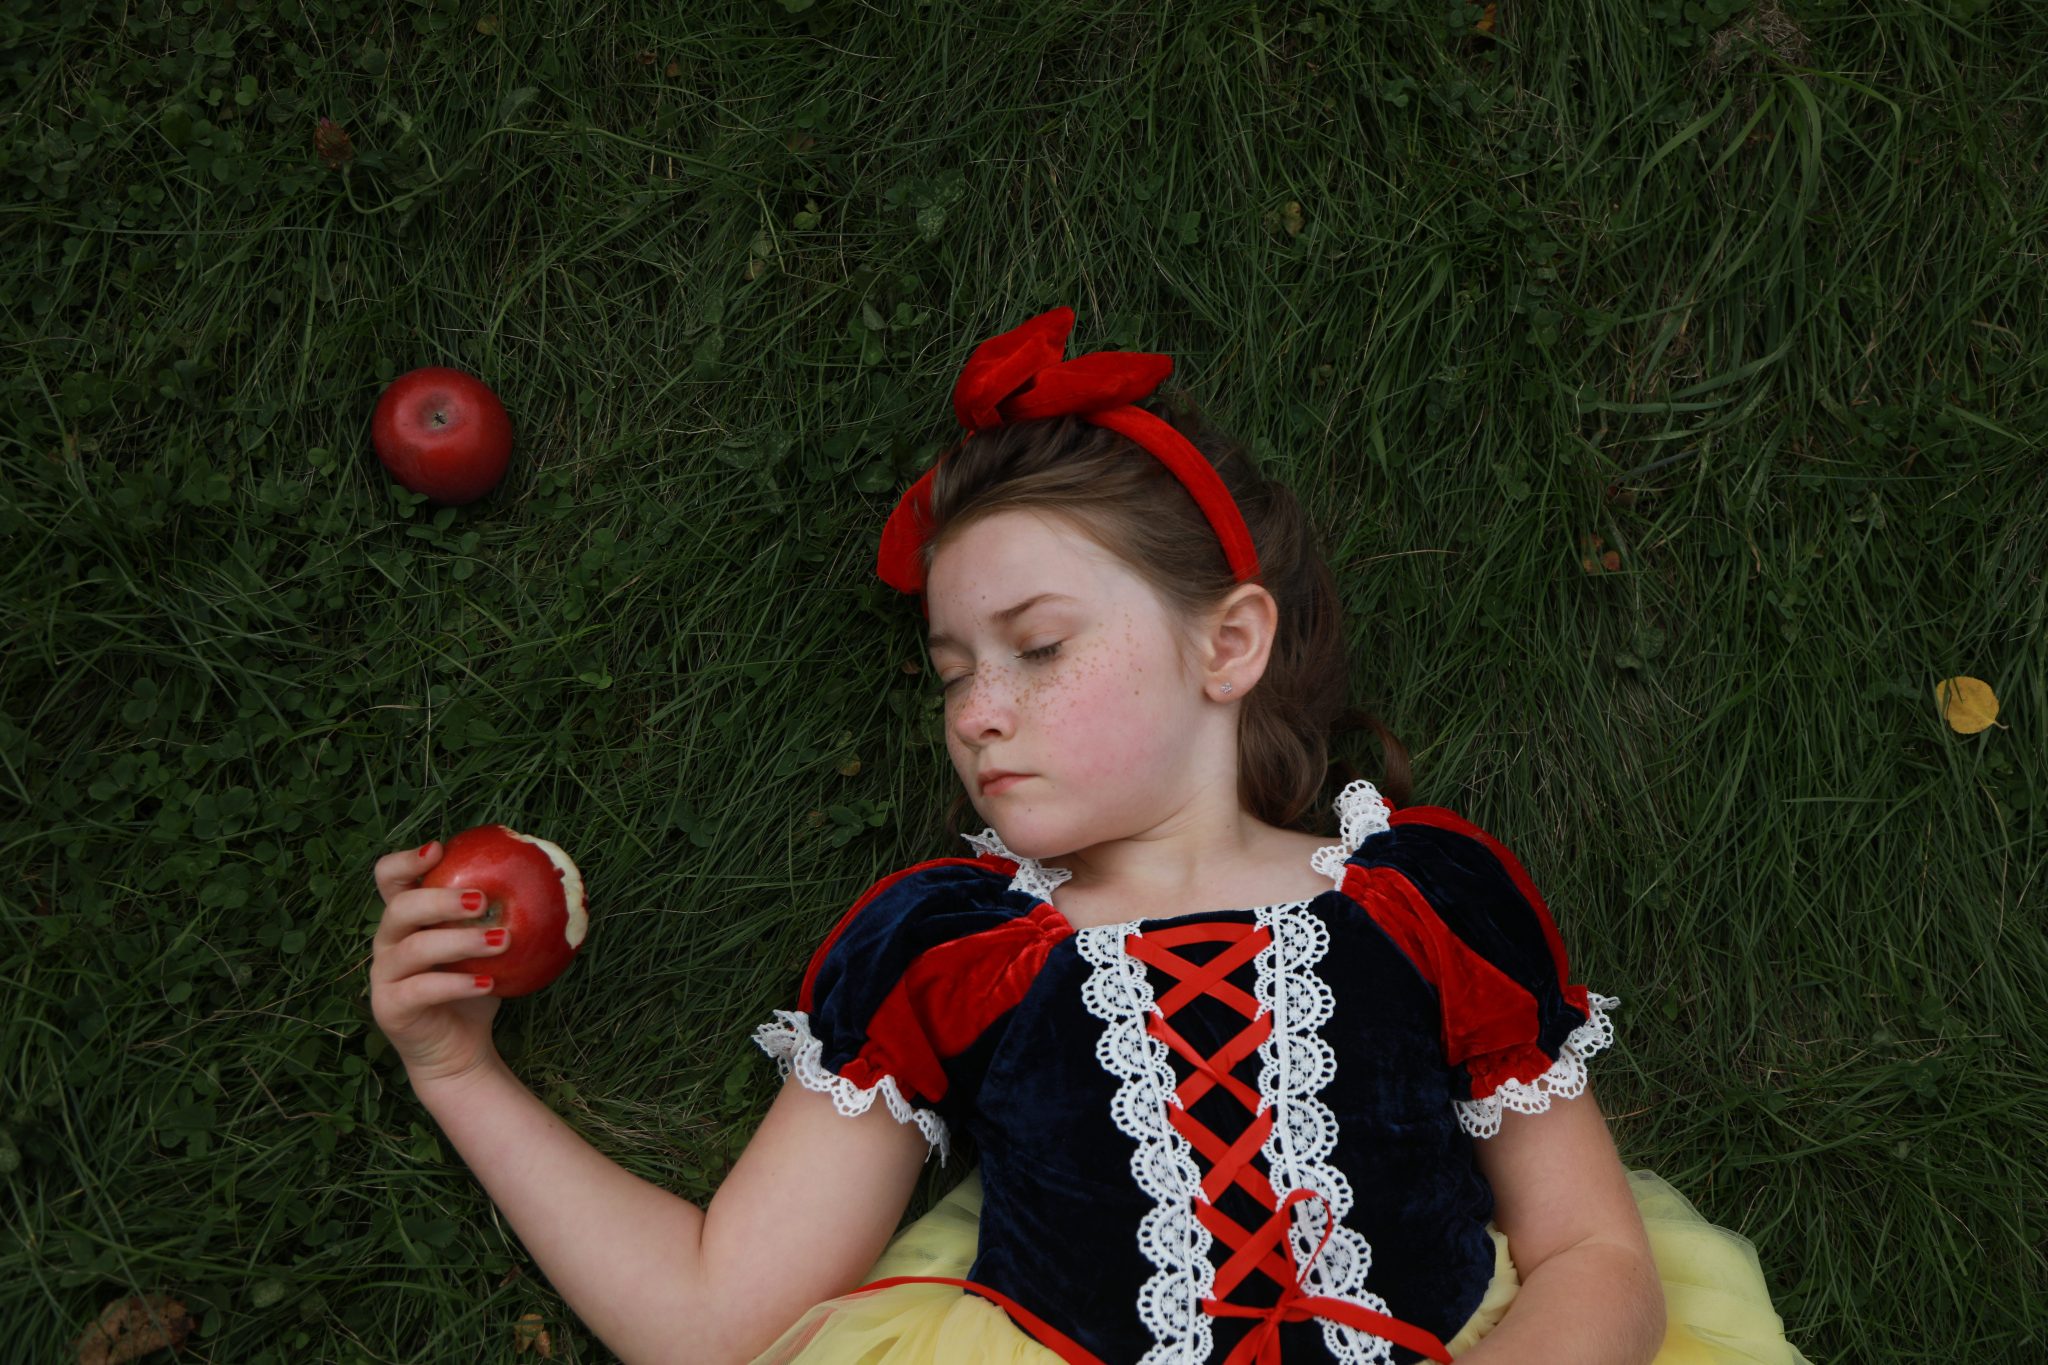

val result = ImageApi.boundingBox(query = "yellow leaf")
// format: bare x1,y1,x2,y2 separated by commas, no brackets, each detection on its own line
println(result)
1934,676,1999,734
475,14,500,35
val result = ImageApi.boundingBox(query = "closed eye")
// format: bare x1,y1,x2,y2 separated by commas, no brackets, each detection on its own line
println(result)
938,641,1061,694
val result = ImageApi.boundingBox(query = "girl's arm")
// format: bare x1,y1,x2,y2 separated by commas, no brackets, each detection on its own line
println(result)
372,843,934,1364
1458,1085,1667,1365
414,1056,703,1360
415,1056,931,1365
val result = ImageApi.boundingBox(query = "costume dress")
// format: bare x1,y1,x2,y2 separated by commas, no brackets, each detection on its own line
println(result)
748,780,1814,1364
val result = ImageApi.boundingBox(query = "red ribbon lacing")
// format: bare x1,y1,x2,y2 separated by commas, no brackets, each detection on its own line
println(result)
838,922,1452,1364
1135,922,1454,1365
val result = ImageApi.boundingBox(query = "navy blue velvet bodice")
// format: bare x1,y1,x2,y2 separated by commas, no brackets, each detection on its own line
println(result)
752,789,1613,1365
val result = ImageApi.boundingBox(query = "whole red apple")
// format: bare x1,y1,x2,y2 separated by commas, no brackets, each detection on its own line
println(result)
371,367,513,505
423,824,589,997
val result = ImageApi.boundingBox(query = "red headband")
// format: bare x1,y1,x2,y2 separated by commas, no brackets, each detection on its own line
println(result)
874,306,1262,598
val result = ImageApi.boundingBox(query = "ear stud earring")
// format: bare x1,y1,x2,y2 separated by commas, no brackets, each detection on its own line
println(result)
1218,682,1234,696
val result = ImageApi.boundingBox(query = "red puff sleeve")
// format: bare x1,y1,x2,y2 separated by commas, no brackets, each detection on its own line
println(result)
750,854,1067,1166
1340,807,1620,1139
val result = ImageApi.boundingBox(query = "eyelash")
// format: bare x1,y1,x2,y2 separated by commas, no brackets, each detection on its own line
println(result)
938,642,1061,694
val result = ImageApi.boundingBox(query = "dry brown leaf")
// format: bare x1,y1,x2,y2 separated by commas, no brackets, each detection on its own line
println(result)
313,117,355,172
1475,3,1498,34
1934,676,2000,734
74,1295,194,1365
513,1312,554,1358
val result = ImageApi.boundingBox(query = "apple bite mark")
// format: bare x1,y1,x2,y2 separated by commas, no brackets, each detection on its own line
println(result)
506,828,588,948
421,823,589,997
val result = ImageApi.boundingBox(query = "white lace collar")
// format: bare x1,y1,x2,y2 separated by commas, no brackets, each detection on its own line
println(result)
960,778,1393,911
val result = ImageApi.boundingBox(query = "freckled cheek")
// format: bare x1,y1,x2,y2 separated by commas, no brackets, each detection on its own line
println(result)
1037,661,1157,781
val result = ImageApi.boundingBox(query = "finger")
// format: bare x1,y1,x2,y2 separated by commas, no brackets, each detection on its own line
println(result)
376,922,512,984
380,963,500,1021
373,840,443,906
372,884,489,951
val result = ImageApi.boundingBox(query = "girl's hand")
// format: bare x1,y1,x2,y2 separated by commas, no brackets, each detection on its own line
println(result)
369,840,508,1088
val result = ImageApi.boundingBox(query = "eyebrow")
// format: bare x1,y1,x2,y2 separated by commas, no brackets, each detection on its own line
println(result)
926,592,1079,652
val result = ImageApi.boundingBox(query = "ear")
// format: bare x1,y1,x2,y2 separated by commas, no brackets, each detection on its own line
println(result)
1197,584,1279,696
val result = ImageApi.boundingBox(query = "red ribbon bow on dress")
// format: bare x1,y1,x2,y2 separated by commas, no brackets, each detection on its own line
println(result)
1201,1188,1455,1365
874,305,1263,595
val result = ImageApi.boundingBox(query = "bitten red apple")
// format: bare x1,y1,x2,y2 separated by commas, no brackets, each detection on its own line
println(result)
424,824,589,997
371,366,514,506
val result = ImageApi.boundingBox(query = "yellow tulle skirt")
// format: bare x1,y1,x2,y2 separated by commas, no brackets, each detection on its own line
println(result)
750,1166,1814,1364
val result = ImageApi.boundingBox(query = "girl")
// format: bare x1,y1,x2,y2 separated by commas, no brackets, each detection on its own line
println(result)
369,307,1814,1365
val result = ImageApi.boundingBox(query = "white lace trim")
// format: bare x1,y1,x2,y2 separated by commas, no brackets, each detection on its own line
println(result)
1075,921,1219,1365
1311,778,1394,884
1064,775,1402,1365
962,827,1074,903
1252,899,1397,1365
751,1008,952,1166
1452,992,1622,1140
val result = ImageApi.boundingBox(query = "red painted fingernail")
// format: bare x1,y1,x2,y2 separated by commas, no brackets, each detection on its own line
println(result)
461,890,485,912
418,842,437,857
473,975,493,990
484,929,507,947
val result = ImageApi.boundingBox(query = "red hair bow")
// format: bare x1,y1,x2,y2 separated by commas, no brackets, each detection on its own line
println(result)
875,306,1262,596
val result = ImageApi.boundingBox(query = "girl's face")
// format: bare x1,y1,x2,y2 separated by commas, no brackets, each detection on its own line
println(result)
924,509,1222,861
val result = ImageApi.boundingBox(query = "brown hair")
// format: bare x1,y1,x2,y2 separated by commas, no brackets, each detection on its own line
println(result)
921,389,1413,840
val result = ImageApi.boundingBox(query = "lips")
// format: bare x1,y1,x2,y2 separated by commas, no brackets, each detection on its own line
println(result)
979,770,1031,794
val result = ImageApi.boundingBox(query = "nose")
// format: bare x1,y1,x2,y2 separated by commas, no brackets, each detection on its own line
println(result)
948,665,1016,746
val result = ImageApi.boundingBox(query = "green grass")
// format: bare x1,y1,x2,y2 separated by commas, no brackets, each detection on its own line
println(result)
4,0,2043,1359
